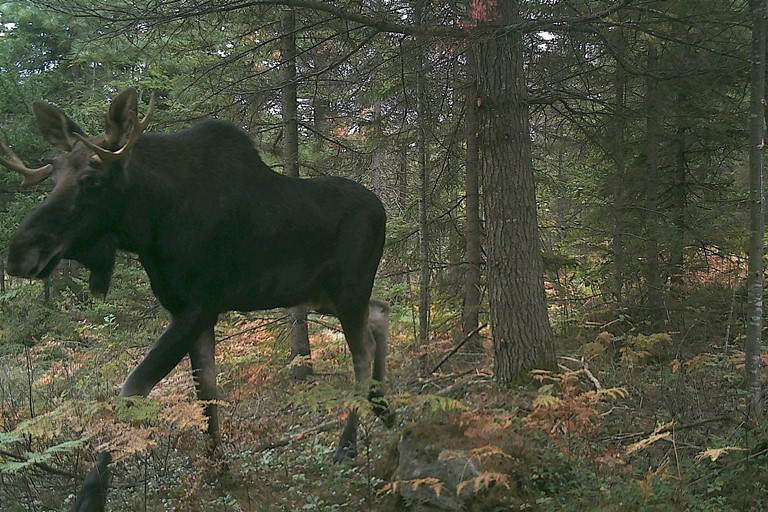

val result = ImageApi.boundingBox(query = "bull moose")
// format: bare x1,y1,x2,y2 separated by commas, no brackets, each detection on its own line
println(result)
0,88,394,511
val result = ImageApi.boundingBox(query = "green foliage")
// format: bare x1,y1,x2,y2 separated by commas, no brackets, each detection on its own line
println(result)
0,1,763,510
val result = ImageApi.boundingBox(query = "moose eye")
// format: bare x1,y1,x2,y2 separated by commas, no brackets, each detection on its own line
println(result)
79,174,103,190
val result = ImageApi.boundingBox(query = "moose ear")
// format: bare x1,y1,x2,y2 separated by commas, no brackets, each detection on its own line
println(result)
105,88,139,148
32,101,86,151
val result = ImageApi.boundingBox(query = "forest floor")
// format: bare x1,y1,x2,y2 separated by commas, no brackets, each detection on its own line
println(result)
1,279,767,511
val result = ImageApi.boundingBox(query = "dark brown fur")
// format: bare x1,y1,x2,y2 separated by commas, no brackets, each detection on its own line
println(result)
3,89,394,512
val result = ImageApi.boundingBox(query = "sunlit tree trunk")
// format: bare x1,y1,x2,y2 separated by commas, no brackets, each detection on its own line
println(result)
281,9,312,380
744,0,766,421
472,0,555,381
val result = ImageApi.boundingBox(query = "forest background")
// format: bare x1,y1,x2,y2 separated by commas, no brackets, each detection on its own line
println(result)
0,0,767,511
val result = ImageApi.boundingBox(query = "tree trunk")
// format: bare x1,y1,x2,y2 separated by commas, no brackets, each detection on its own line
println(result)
472,1,555,381
416,1,430,347
610,29,627,309
644,41,662,328
670,91,688,284
461,49,482,352
312,44,330,149
281,9,312,380
744,0,766,422
371,102,383,196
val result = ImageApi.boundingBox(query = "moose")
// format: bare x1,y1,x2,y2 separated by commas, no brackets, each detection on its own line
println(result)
1,89,394,512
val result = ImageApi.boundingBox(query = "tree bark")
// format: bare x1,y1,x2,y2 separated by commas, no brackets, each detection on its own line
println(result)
461,49,482,352
670,91,688,284
397,145,408,215
281,9,312,380
416,0,430,347
744,0,766,422
371,101,383,196
311,42,330,149
644,41,662,328
472,1,555,381
610,27,627,309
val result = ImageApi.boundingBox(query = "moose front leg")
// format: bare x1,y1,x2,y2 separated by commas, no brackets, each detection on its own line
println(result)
189,326,220,452
70,309,217,512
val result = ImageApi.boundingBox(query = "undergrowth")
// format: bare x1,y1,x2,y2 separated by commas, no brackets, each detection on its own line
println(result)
0,263,766,511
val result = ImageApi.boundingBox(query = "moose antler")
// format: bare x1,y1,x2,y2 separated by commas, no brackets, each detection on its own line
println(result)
75,93,155,167
0,141,54,186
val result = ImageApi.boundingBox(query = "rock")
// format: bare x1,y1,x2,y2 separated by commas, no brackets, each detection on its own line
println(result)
394,427,481,511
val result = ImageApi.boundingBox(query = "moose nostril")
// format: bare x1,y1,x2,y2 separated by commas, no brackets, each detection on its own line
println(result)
6,245,41,277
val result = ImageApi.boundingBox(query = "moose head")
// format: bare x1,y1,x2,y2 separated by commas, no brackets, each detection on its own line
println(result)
2,89,153,294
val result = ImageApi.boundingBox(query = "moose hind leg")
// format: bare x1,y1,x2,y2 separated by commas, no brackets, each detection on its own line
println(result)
189,326,220,452
367,300,395,428
333,306,375,462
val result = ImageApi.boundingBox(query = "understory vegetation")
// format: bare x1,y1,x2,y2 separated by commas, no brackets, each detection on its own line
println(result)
0,257,766,512
0,1,766,510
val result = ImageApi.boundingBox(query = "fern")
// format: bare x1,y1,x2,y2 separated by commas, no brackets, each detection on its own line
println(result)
114,395,162,423
380,477,446,497
456,471,510,495
695,446,746,462
0,437,87,473
625,421,674,456
526,368,628,436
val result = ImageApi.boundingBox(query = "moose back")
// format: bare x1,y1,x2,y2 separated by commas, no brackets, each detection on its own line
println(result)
1,88,394,512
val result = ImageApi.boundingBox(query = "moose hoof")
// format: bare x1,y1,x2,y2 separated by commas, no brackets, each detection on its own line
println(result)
379,408,397,429
368,392,395,428
332,442,358,463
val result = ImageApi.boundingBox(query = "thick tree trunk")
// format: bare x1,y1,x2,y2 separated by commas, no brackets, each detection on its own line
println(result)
461,49,482,352
281,9,312,380
744,0,766,421
472,1,555,381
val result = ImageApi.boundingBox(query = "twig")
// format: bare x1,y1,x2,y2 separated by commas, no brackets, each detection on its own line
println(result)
434,372,492,397
416,368,478,388
558,355,602,390
605,414,736,443
217,315,289,342
252,419,342,453
430,323,488,375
